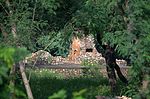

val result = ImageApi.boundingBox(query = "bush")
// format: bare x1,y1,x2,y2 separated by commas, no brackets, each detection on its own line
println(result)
0,47,28,99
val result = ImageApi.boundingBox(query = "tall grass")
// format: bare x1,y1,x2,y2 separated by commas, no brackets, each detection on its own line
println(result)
24,68,127,99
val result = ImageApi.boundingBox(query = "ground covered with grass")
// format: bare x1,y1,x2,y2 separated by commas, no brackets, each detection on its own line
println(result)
21,68,129,99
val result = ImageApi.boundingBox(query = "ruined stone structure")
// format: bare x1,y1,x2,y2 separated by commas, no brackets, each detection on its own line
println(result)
24,35,127,66
68,35,104,64
67,35,127,66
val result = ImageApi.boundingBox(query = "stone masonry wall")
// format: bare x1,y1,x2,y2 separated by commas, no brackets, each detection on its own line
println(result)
68,35,105,64
67,35,127,66
35,66,130,78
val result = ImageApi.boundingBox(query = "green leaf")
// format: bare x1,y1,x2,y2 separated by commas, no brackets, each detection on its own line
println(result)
48,89,67,99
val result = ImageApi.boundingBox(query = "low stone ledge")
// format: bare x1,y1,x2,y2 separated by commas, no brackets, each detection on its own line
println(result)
26,64,130,78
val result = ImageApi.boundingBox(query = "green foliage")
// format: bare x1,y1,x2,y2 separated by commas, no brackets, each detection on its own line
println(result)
14,88,27,99
0,0,60,51
0,47,15,98
48,89,86,99
37,31,71,56
135,85,150,99
0,0,150,98
71,0,150,97
48,89,67,99
0,0,85,54
0,47,15,68
27,68,112,99
13,47,29,62
120,84,139,98
0,46,28,98
72,89,86,99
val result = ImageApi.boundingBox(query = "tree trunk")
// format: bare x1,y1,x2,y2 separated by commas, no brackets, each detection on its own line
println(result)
9,64,16,99
104,47,117,92
114,62,128,84
104,46,128,92
6,0,17,38
95,33,128,93
11,23,17,38
19,62,34,99
106,65,117,93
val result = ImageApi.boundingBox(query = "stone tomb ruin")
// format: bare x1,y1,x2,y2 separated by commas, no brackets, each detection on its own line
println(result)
68,35,105,65
24,35,127,66
68,35,127,66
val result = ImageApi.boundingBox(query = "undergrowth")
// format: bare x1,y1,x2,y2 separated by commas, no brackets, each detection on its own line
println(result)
22,68,129,99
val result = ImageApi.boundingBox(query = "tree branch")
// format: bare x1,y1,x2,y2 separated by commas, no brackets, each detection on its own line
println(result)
0,2,10,15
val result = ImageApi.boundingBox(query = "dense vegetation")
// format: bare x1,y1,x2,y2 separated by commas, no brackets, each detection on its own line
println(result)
0,0,149,99
27,69,106,99
26,68,127,99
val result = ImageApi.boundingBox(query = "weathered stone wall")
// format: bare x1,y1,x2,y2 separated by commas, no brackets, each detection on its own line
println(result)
56,35,127,66
24,35,127,66
68,35,105,64
36,66,130,78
